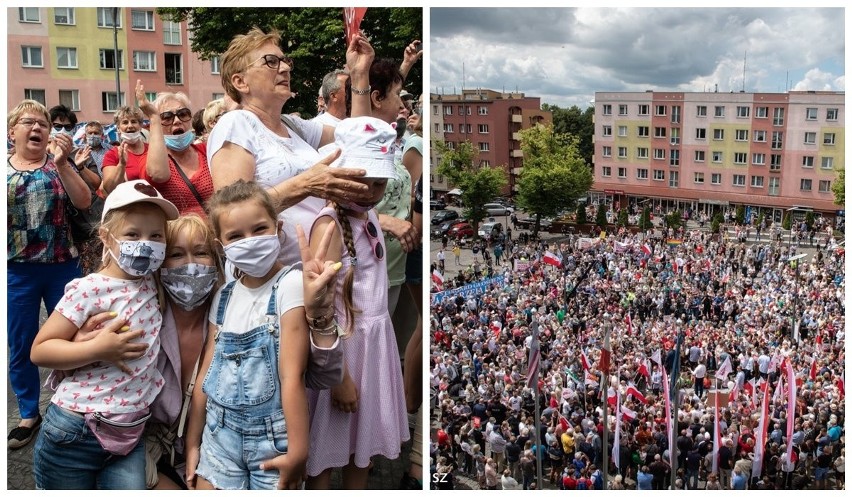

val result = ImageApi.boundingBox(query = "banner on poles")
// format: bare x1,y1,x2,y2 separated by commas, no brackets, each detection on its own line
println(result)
430,275,505,305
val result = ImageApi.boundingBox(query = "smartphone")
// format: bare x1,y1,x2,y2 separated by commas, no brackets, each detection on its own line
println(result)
414,42,422,52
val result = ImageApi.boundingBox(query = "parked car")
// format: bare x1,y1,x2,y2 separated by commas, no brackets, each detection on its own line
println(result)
430,198,446,210
431,209,460,225
483,202,512,216
478,221,503,240
431,221,455,239
449,221,474,239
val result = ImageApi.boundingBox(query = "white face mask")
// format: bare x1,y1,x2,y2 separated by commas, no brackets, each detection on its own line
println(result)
222,234,280,277
121,131,143,143
107,237,166,276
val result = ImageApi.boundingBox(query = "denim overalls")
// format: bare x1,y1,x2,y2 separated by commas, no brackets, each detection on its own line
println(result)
195,268,291,489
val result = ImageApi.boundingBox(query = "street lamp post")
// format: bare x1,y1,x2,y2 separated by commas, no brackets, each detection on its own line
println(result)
601,314,612,488
113,8,121,107
788,253,807,344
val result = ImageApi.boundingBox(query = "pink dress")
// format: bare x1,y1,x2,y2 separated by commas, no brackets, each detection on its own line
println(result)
306,207,409,475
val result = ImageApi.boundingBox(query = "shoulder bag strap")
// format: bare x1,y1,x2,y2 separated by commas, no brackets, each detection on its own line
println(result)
280,114,307,142
168,153,205,208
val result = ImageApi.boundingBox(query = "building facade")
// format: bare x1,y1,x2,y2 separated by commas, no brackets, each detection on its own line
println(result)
7,7,222,125
592,90,845,223
429,89,552,198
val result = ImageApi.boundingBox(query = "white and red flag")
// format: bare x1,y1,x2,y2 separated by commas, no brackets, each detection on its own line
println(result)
752,377,771,479
490,320,502,336
620,404,637,422
640,243,652,256
712,381,721,473
625,383,648,404
613,390,622,469
624,313,634,335
715,356,732,380
809,355,818,380
526,323,540,391
662,367,674,471
343,7,368,45
773,376,785,404
599,329,612,374
785,359,797,464
607,386,618,408
580,350,592,372
431,268,444,290
542,250,562,267
637,358,651,379
651,348,662,366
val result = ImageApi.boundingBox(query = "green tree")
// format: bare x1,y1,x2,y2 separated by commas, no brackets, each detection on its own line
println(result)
514,123,594,237
596,206,608,228
735,205,745,225
617,208,629,228
804,212,815,230
575,203,587,225
832,166,845,205
435,141,506,236
782,212,792,230
156,7,422,117
666,210,683,229
542,104,595,166
711,213,723,234
638,206,652,231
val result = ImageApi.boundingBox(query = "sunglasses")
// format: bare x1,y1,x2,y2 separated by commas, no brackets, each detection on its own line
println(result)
52,123,75,132
365,220,384,260
159,107,193,125
251,54,294,71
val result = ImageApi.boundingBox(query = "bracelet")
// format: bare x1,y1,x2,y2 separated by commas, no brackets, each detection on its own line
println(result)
351,85,371,96
306,309,334,329
310,320,344,337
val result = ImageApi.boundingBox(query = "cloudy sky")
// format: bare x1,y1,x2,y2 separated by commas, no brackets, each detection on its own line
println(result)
430,8,845,109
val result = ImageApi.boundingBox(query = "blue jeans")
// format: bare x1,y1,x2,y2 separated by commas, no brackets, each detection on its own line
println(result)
7,260,80,419
33,403,146,489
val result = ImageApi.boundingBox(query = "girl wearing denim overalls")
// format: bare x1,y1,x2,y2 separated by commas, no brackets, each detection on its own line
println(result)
184,181,312,490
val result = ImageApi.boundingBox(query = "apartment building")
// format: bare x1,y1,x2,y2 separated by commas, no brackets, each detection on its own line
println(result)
592,90,844,223
7,7,222,125
429,89,552,198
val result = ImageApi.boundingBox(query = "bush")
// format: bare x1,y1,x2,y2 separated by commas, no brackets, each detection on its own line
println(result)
735,205,745,225
596,206,608,228
782,212,792,230
576,203,587,225
617,208,629,227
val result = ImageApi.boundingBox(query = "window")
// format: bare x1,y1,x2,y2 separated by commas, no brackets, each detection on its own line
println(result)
734,152,747,165
800,179,812,192
819,180,831,193
618,125,627,137
712,151,723,163
750,176,764,188
443,105,453,115
24,89,46,105
59,89,80,111
768,177,780,196
735,129,748,141
19,7,40,23
56,47,77,69
432,105,438,116
457,105,464,115
714,106,725,117
618,167,627,178
732,174,746,187
637,126,649,137
445,141,455,150
636,147,648,159
654,149,665,160
433,124,439,134
696,105,707,117
132,51,156,71
711,173,722,185
602,125,612,137
826,108,838,121
823,133,836,145
54,7,75,25
771,131,783,150
21,46,43,67
97,7,121,28
463,124,472,134
163,21,182,45
773,107,784,126
655,105,666,116
101,91,125,112
669,171,679,188
694,150,705,162
805,107,818,120
752,153,765,165
755,106,768,118
618,104,628,115
736,106,750,118
637,168,649,180
601,146,611,157
478,106,488,115
695,128,706,140
669,149,679,166
601,166,612,177
803,132,816,144
753,130,766,142
654,127,666,138
478,124,489,134
821,157,834,170
131,9,155,30
145,92,157,102
465,106,472,116
99,49,124,70
478,142,489,152
802,156,814,168
638,104,649,116
769,154,782,172
713,129,724,140
443,123,453,133
480,160,490,167
602,104,612,115
653,170,665,181
671,106,681,124
211,56,220,74
618,147,627,158
165,53,183,84
694,172,705,184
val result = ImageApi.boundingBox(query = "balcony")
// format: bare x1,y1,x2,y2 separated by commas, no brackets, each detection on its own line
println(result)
511,114,522,123
512,132,521,141
510,149,524,158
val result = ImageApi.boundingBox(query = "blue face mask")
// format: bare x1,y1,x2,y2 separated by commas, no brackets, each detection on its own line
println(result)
87,135,103,148
164,131,195,151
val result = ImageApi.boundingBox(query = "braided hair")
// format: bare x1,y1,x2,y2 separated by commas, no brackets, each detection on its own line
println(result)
334,203,361,336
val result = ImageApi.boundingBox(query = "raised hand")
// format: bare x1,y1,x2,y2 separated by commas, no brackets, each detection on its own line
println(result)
297,223,340,319
135,79,157,118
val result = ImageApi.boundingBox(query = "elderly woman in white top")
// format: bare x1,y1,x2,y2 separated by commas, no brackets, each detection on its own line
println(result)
208,28,376,265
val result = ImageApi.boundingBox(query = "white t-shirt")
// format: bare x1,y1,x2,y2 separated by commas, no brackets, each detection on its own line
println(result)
208,265,304,334
311,112,341,127
207,110,325,266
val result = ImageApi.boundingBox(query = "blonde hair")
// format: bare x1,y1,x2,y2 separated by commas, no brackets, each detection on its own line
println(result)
166,214,224,286
220,27,282,103
113,105,144,124
332,203,362,336
7,99,49,128
153,92,192,112
202,98,227,132
98,203,168,271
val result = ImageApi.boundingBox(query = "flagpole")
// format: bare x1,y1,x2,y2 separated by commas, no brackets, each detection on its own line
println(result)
534,386,542,489
670,319,684,490
601,315,612,490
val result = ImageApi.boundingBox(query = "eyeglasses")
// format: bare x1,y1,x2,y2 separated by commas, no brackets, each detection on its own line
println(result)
52,123,74,132
134,182,160,197
365,221,384,260
159,107,193,125
17,118,50,129
250,54,294,71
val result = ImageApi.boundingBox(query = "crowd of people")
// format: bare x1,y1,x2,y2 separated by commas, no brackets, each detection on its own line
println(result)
429,219,845,490
8,23,423,491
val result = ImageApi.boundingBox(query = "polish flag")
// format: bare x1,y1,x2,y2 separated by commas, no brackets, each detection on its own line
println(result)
809,356,818,380
625,313,634,336
637,358,651,379
743,378,756,406
785,359,797,464
558,414,571,432
431,268,444,290
580,351,592,372
607,387,618,407
752,377,771,479
773,376,785,404
542,250,562,267
715,356,732,380
490,321,502,336
613,390,622,469
584,371,599,387
620,404,637,422
599,330,612,374
640,243,652,256
526,323,540,391
712,380,721,474
651,349,662,366
625,384,648,404
662,367,674,471
836,372,845,398
728,382,739,404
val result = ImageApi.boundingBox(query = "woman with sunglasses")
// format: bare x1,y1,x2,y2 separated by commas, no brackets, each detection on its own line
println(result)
135,81,214,217
6,99,92,450
208,27,376,267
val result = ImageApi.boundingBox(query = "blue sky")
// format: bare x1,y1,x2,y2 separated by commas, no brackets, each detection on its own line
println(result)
430,7,845,109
